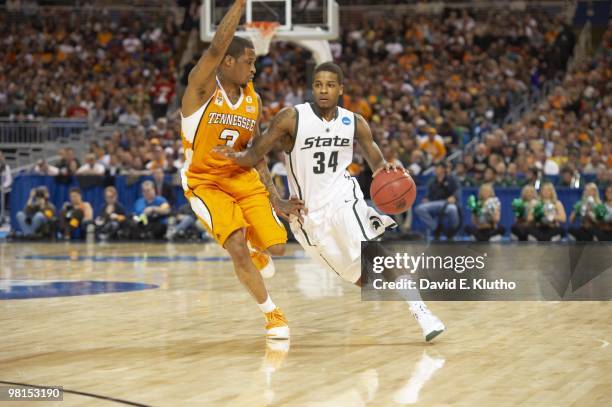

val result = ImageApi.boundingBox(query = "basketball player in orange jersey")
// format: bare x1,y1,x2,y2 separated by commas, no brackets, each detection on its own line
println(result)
215,62,445,341
181,0,303,339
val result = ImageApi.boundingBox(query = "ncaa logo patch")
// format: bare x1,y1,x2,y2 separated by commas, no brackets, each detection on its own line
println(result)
342,117,351,125
215,95,223,106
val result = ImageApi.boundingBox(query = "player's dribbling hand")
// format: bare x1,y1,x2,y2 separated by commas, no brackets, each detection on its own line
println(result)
273,196,307,222
373,162,403,178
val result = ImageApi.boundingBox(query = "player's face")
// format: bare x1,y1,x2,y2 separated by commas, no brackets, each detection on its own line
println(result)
312,71,343,110
227,48,256,88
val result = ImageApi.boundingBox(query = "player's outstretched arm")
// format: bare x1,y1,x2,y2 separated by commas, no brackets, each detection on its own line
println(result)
213,107,296,167
354,114,401,177
182,0,246,117
252,103,302,218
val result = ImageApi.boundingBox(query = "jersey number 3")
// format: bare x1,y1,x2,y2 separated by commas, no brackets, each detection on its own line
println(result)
313,151,338,174
219,129,239,147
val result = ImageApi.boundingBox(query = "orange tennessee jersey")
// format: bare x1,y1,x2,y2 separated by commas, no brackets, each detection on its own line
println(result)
181,80,259,186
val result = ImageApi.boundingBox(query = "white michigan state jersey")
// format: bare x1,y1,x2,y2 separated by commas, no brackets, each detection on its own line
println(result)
286,103,356,211
285,103,396,283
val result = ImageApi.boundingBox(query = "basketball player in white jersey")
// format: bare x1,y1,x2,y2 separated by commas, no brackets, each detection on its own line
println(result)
215,62,445,342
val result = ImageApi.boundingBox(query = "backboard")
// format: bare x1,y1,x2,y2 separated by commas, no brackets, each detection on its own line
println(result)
201,0,339,42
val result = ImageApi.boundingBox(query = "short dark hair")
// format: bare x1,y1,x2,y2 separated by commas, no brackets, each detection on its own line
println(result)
314,62,344,84
69,187,82,195
225,36,254,59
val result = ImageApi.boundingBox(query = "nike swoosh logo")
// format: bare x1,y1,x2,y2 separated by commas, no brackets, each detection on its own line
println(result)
345,199,353,203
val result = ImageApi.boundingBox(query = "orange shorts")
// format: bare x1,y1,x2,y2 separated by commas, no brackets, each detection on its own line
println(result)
184,169,287,249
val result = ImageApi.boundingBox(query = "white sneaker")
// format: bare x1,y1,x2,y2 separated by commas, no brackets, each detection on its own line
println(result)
260,258,276,279
411,304,445,342
250,250,276,279
265,308,290,340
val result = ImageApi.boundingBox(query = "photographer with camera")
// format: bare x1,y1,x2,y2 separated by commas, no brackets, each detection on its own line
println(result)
59,187,93,240
95,186,127,241
0,152,12,225
15,186,56,239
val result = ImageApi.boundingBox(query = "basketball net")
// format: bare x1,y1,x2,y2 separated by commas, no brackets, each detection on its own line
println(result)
244,21,279,56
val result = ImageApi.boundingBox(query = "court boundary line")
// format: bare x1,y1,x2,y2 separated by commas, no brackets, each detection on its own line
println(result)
0,380,151,406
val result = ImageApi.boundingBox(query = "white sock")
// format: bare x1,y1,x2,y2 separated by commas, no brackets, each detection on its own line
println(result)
258,295,276,313
394,275,425,305
408,300,427,313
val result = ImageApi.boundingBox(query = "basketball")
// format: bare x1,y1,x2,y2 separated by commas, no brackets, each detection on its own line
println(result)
370,170,416,215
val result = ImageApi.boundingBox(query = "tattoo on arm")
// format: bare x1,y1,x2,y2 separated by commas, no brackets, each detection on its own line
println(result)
187,0,246,85
256,160,281,203
208,0,246,56
248,107,296,164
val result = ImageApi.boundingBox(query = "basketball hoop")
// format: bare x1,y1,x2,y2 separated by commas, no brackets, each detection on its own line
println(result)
245,21,280,56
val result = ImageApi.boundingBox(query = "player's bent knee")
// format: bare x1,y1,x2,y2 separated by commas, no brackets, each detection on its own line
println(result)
267,244,285,256
224,229,250,258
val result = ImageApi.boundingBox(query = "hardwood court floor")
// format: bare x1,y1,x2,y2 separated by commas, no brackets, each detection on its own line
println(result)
0,242,610,406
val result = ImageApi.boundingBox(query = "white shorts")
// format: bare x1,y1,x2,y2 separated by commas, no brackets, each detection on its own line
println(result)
290,188,396,283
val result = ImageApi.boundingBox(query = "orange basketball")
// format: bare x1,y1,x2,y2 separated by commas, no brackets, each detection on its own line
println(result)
370,170,417,215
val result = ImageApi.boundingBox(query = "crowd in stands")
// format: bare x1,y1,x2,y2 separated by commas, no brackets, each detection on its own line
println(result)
413,162,612,242
0,6,180,123
2,4,611,241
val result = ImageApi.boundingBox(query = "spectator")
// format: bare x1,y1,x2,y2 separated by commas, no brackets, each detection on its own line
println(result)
414,163,460,240
150,72,175,119
522,167,542,188
557,166,582,189
418,127,446,163
77,154,106,175
408,150,426,176
0,152,12,223
59,187,94,240
453,162,476,187
527,182,567,241
168,203,209,241
152,167,176,206
32,159,59,176
57,148,80,177
132,180,170,239
594,185,612,241
94,186,127,241
595,168,610,190
15,186,56,239
481,166,497,186
511,185,538,241
465,183,505,241
146,145,169,172
473,144,489,174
